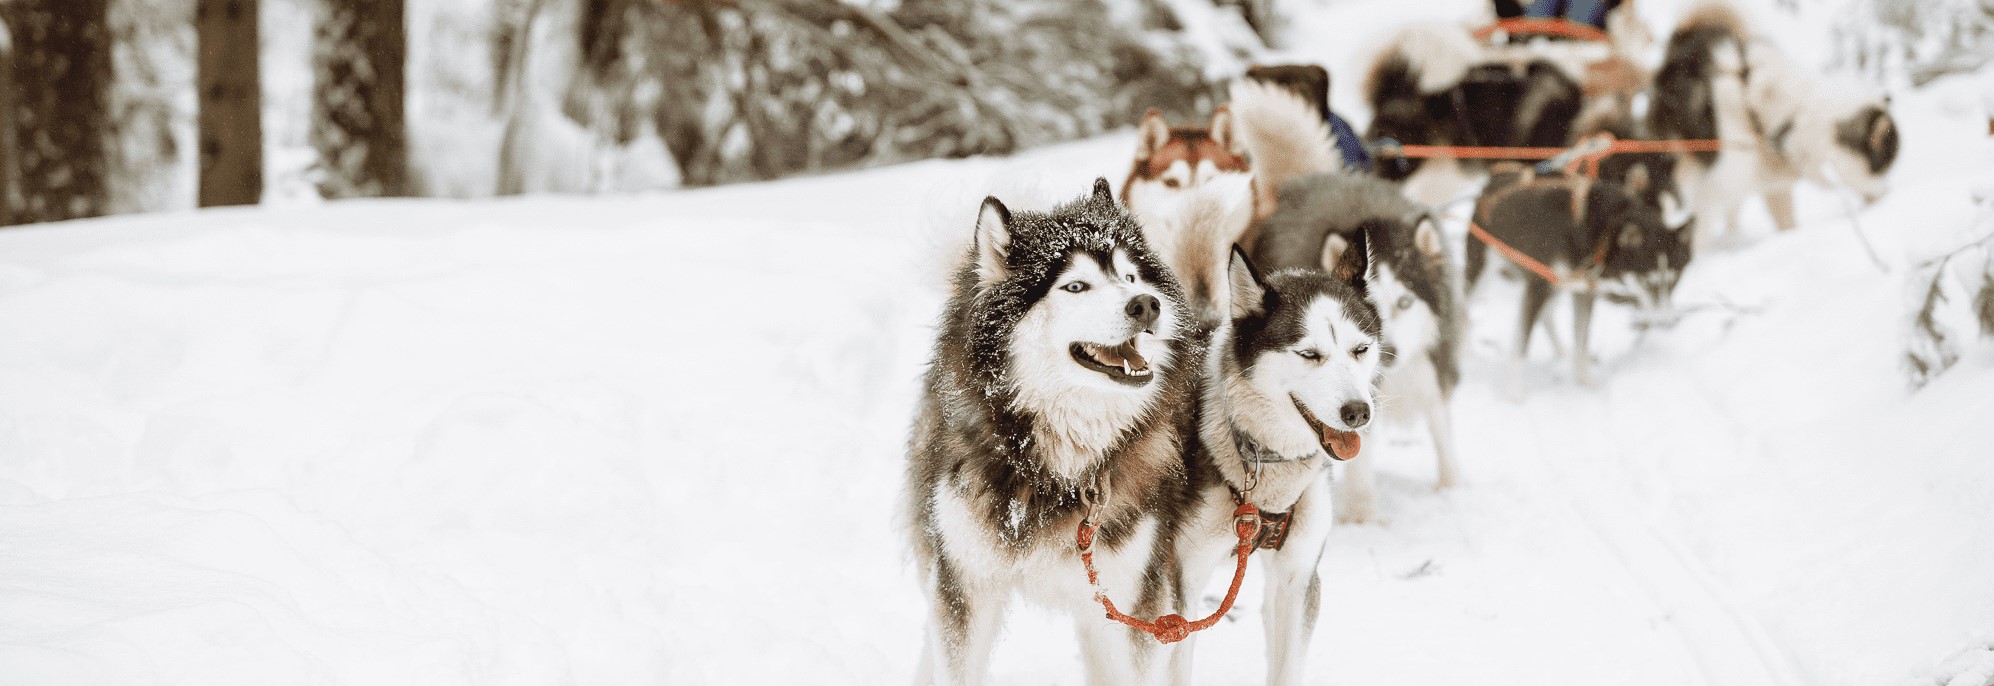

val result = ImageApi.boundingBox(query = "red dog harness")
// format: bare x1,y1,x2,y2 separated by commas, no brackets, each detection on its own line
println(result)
1073,471,1295,644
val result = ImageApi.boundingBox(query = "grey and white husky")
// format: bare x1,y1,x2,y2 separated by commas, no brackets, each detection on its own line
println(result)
1233,77,1467,523
1464,162,1691,396
905,179,1205,685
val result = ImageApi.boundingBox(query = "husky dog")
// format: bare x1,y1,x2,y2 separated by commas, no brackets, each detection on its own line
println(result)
1124,107,1255,244
1152,78,1385,686
1648,4,1899,250
1362,11,1660,208
1168,241,1384,686
1123,107,1257,318
1363,22,1585,207
906,179,1204,686
1464,163,1691,395
1234,72,1466,521
1253,174,1464,521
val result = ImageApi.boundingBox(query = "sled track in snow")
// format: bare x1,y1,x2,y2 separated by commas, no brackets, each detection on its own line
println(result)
1516,402,1805,686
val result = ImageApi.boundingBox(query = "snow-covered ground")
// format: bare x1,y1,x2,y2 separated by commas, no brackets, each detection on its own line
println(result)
5,1,1994,684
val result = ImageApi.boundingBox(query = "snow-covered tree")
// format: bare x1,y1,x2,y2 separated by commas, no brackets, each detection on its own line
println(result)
311,0,410,198
560,0,1247,187
1833,0,1994,85
197,0,262,206
4,0,114,224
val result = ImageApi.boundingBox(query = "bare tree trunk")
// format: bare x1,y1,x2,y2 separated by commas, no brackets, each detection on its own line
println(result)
311,0,408,198
0,18,16,226
5,0,112,224
197,0,262,206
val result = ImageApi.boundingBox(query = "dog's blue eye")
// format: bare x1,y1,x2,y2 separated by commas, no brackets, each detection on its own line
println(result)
1124,273,1136,283
1062,282,1088,293
1352,343,1371,357
1396,296,1413,311
1296,349,1320,360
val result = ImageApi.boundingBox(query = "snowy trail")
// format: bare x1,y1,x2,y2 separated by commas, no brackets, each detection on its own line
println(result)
1505,391,1802,686
4,4,1994,683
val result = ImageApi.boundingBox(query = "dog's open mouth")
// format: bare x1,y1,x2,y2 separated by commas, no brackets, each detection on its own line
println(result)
1291,395,1360,461
1070,338,1153,386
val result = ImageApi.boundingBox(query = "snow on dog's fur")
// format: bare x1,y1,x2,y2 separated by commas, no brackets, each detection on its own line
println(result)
905,178,1206,685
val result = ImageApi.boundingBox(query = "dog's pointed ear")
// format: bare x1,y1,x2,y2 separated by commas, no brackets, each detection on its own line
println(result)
1091,177,1115,207
974,196,1012,284
1868,110,1894,152
1413,217,1444,257
1209,105,1242,156
1617,222,1645,249
1227,245,1267,320
1323,229,1371,295
1138,109,1170,161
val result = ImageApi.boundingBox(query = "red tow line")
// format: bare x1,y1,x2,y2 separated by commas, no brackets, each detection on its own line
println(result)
1469,221,1566,285
1388,134,1728,178
1473,17,1610,42
1076,502,1262,645
1408,134,1727,286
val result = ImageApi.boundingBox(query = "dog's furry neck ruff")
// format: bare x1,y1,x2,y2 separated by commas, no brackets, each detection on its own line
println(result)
1231,421,1321,465
1200,354,1326,512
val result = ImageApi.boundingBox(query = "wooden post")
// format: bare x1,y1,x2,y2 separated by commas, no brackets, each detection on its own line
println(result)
197,0,263,207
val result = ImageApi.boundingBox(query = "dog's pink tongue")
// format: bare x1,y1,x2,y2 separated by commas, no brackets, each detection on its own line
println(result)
1322,429,1360,461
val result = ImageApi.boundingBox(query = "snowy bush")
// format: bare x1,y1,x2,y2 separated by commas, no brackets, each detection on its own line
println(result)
1904,190,1994,388
1832,0,1994,86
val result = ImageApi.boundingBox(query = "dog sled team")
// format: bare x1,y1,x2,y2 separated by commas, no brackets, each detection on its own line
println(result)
905,1,1899,684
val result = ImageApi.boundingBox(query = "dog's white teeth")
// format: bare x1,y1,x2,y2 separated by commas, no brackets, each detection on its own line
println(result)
1119,361,1132,376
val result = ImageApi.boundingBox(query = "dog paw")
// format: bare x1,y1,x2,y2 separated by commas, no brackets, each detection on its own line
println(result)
1335,501,1379,525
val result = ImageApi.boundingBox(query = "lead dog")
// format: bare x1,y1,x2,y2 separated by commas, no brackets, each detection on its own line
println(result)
1147,83,1389,686
1168,241,1384,686
1234,76,1466,523
906,179,1203,685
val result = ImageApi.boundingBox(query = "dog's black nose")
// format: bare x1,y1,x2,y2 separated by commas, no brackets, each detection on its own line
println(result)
1339,401,1371,429
1125,294,1160,331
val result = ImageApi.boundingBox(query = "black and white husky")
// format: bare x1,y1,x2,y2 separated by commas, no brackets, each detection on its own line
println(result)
1363,21,1587,207
905,179,1204,685
1142,81,1388,686
1233,76,1466,522
1168,242,1384,686
1649,4,1899,251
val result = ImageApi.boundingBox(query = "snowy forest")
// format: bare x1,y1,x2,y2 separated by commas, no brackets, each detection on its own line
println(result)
2,0,1993,684
0,0,1272,213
